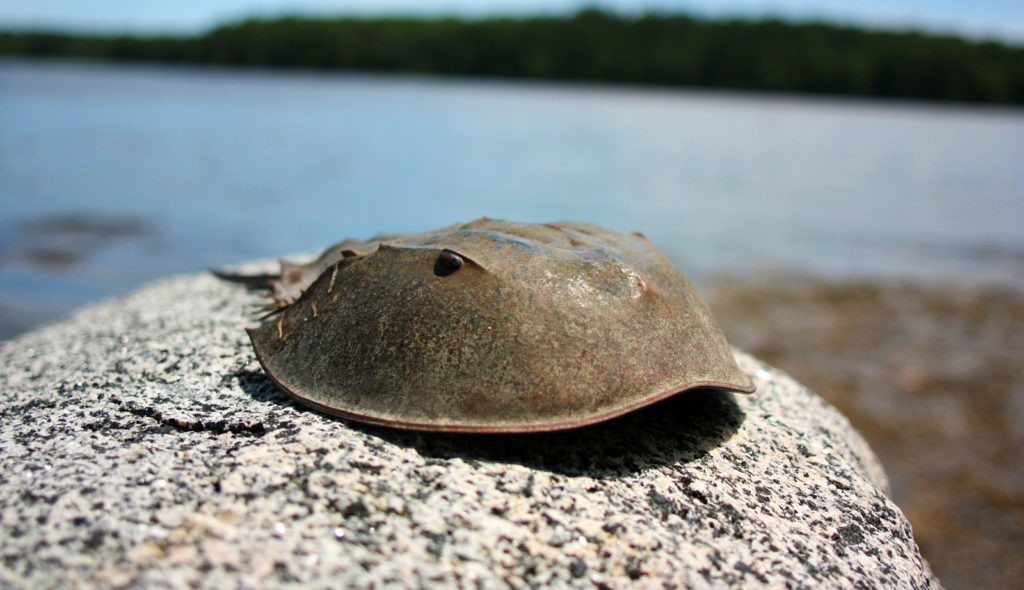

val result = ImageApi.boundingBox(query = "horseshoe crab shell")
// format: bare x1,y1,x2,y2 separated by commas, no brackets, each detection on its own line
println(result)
222,218,754,433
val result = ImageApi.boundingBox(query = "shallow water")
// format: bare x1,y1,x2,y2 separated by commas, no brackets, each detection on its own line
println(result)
1,59,1022,338
707,278,1024,590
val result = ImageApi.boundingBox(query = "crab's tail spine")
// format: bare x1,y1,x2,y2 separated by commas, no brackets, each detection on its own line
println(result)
210,268,279,290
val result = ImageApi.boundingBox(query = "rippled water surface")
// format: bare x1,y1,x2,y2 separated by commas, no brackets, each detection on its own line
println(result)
1,59,1022,336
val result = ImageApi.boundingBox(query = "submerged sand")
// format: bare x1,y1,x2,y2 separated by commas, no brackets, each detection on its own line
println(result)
706,278,1023,590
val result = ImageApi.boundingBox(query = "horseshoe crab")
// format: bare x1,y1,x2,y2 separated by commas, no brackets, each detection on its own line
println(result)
217,218,754,433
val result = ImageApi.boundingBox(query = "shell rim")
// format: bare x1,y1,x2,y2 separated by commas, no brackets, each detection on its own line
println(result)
251,343,757,433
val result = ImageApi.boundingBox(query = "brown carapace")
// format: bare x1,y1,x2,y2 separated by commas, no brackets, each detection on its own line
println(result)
217,218,754,433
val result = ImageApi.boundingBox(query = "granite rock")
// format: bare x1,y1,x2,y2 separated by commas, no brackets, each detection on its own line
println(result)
0,271,940,588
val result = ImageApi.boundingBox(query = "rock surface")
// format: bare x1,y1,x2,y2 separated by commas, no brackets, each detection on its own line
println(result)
0,271,940,588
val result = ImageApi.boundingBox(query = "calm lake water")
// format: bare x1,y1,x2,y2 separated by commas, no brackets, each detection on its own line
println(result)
1,59,1022,338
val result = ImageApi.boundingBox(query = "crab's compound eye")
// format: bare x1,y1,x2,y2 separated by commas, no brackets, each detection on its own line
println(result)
434,250,465,277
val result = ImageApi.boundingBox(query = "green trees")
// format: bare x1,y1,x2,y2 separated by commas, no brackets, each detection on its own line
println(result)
2,10,1021,104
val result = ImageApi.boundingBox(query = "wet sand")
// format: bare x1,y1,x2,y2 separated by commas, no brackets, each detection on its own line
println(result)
705,278,1024,590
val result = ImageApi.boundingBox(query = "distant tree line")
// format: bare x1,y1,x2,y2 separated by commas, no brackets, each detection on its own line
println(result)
2,9,1022,105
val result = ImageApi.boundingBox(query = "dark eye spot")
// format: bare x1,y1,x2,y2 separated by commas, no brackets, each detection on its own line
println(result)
434,251,464,277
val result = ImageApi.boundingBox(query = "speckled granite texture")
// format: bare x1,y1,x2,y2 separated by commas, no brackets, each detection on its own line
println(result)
0,271,940,588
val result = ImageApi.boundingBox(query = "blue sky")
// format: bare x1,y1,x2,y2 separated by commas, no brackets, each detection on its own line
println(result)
1,1,1022,43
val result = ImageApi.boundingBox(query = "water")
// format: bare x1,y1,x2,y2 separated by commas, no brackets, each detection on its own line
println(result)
1,59,1022,338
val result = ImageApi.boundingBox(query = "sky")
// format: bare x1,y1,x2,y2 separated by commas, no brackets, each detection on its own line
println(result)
1,1,1022,44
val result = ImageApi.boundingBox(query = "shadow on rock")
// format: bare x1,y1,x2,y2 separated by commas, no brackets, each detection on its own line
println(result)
234,369,295,405
235,369,744,479
373,390,745,479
